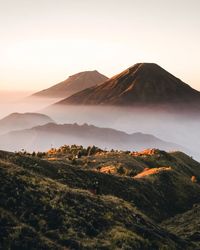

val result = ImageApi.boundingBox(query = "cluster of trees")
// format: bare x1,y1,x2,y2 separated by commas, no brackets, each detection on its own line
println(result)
16,150,46,158
47,145,103,159
15,145,103,160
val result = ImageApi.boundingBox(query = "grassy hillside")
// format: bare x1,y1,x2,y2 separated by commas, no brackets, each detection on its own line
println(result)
161,203,200,249
0,147,200,249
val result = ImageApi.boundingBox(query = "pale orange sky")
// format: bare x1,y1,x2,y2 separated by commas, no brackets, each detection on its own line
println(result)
0,0,200,91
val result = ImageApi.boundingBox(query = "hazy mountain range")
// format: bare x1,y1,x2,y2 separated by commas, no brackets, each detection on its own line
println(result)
1,62,200,157
0,121,183,152
32,63,199,160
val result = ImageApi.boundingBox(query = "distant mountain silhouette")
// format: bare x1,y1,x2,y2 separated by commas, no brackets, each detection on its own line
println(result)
0,122,183,152
0,113,54,135
55,63,200,108
33,70,108,98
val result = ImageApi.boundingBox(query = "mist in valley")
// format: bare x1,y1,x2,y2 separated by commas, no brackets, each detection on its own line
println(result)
0,93,199,160
43,104,200,159
0,92,60,119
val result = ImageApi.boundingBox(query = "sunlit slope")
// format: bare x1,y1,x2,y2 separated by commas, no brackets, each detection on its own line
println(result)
33,70,108,98
55,63,200,109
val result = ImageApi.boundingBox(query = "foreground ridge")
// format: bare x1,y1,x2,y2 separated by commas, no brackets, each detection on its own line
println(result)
0,146,200,249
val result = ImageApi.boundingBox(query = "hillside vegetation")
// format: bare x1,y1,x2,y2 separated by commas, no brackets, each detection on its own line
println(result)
1,146,200,249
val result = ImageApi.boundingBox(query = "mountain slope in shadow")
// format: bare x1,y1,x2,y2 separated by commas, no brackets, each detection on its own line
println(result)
1,148,199,249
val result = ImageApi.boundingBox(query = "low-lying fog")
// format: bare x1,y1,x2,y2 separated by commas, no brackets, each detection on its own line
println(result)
0,94,199,160
0,92,60,119
43,104,200,159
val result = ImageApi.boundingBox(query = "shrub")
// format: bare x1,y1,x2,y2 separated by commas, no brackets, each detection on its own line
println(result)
191,176,197,183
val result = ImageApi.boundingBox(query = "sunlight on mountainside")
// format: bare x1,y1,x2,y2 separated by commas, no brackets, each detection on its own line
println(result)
133,167,172,179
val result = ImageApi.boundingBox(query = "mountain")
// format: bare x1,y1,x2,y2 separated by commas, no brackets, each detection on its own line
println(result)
33,70,108,98
0,122,183,152
0,112,54,135
1,147,200,249
55,63,200,108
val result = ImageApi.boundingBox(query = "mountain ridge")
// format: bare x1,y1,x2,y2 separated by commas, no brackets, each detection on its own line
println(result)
1,147,200,248
33,70,108,98
55,63,200,107
0,122,185,152
0,112,54,135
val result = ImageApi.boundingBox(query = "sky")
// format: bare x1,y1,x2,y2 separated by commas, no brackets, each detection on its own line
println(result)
0,0,200,91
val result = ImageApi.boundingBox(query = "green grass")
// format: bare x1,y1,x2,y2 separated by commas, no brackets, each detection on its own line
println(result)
1,148,200,249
